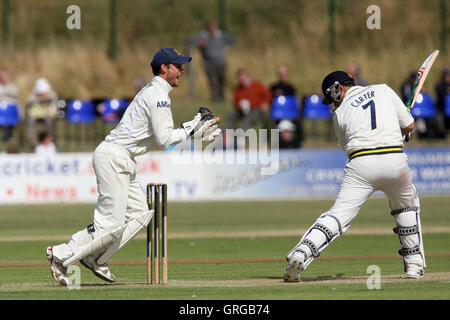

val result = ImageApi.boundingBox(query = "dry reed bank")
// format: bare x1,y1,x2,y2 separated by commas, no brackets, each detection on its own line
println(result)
0,0,447,105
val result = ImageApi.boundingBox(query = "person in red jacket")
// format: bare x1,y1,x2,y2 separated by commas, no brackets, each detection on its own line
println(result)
226,68,272,130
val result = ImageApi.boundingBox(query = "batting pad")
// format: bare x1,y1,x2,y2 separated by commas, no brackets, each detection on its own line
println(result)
63,224,127,267
287,213,350,271
392,206,426,270
96,209,154,265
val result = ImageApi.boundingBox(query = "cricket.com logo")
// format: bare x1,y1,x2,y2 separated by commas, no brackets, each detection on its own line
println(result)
169,128,280,176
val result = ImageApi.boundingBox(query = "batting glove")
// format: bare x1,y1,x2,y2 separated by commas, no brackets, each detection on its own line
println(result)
404,133,411,142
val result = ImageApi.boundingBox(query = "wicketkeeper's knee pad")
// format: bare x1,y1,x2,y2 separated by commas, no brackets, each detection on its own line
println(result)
391,206,426,270
287,213,349,267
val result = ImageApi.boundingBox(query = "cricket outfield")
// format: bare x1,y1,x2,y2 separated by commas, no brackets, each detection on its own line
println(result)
0,196,449,300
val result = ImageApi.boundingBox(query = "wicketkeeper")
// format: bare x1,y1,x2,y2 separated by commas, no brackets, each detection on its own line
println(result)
284,71,425,281
46,48,221,285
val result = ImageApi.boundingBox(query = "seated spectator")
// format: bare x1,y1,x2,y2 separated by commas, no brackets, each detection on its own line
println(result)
226,69,272,130
270,65,296,97
346,63,369,86
400,71,417,104
435,67,450,132
0,69,19,102
278,119,301,149
26,78,59,148
35,131,57,155
0,69,20,142
269,66,303,146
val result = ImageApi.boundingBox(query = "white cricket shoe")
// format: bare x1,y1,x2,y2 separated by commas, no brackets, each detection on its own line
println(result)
80,255,116,283
46,246,69,286
405,264,424,279
283,251,305,282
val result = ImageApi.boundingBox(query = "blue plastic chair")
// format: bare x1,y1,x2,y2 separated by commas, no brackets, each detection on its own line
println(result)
101,99,128,123
302,95,332,120
0,102,20,126
444,93,450,117
66,100,96,123
271,95,300,120
411,93,436,119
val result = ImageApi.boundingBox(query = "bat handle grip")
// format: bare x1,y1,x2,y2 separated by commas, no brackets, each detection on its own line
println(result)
404,133,411,142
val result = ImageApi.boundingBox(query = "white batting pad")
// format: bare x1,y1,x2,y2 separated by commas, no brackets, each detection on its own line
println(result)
96,209,154,265
63,224,126,267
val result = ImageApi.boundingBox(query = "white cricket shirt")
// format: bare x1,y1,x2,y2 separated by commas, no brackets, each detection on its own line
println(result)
333,84,414,157
105,76,187,157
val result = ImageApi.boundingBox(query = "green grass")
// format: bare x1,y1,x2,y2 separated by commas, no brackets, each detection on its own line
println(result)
1,233,449,263
0,196,448,237
0,256,449,299
0,197,449,300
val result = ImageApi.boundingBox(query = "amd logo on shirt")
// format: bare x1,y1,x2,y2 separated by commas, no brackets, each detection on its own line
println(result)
157,101,171,108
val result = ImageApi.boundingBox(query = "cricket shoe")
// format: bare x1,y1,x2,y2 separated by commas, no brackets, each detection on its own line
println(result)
46,246,69,286
405,264,424,279
283,251,305,282
80,255,116,283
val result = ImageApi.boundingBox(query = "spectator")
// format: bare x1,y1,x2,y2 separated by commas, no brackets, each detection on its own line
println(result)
435,67,450,132
227,69,272,130
25,78,59,148
278,119,301,149
210,127,241,151
0,69,20,142
35,131,57,155
400,71,417,104
346,63,369,86
270,65,296,97
186,21,236,102
0,69,19,102
6,144,19,154
269,66,303,147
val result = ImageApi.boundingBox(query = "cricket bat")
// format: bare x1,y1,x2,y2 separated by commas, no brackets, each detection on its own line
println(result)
405,50,439,142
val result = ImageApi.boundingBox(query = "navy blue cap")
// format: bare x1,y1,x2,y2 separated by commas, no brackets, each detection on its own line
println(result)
150,48,192,68
321,71,354,104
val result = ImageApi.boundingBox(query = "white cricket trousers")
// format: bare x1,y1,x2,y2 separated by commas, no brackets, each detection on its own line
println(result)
52,141,148,261
92,141,148,234
288,152,423,268
331,152,419,226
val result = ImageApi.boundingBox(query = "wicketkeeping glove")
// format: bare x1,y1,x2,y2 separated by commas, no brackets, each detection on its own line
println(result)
181,107,220,139
181,112,202,137
201,124,222,141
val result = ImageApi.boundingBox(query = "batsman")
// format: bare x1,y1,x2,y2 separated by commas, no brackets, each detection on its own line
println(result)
284,71,425,282
46,48,221,285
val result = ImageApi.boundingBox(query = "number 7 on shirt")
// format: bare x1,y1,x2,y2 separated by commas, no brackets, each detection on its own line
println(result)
362,100,376,130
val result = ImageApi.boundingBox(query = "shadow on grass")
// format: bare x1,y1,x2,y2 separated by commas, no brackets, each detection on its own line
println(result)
265,273,347,282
